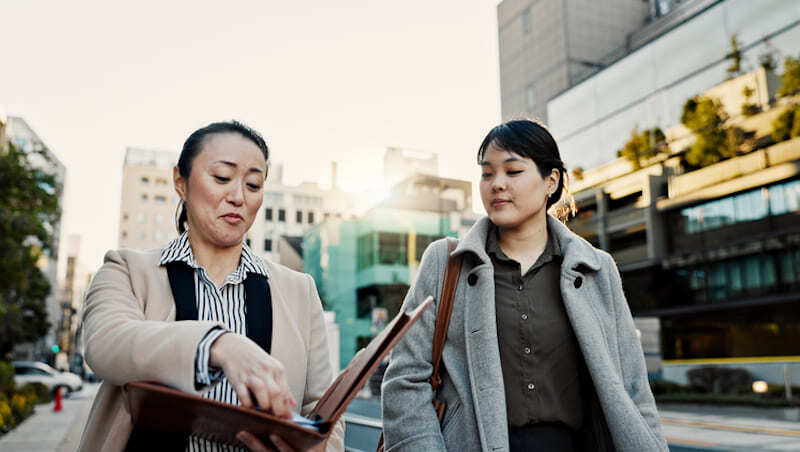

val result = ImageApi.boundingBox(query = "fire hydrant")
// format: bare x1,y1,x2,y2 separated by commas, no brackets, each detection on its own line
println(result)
53,386,63,412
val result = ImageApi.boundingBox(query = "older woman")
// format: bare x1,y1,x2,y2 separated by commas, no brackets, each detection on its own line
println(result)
381,119,667,451
78,121,343,452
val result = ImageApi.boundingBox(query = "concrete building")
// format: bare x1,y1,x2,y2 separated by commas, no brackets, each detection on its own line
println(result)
497,0,651,122
56,235,91,367
547,0,800,170
304,174,477,369
383,147,438,188
4,116,67,356
565,69,800,384
118,147,180,250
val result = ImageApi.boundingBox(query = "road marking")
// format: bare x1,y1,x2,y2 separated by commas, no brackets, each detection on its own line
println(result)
665,436,716,447
662,417,800,437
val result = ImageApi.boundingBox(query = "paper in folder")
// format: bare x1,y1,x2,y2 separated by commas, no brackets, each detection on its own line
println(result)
123,296,433,450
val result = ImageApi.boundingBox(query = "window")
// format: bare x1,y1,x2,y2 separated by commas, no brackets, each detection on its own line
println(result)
521,7,532,34
136,213,146,224
122,231,128,239
296,211,303,223
154,195,167,204
308,212,315,224
154,214,164,225
265,208,273,221
525,84,536,111
140,193,149,201
122,212,129,221
278,209,286,222
154,230,164,241
140,176,150,184
155,177,168,185
136,230,145,240
264,239,273,252
378,233,406,266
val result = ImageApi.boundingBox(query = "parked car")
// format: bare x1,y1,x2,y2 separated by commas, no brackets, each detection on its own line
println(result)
12,361,83,396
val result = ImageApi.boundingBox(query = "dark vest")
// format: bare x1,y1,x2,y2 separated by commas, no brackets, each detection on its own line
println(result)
125,261,273,451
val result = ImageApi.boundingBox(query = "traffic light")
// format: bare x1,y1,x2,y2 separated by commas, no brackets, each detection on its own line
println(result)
51,344,60,354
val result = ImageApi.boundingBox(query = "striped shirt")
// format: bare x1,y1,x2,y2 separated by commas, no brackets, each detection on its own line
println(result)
159,231,269,452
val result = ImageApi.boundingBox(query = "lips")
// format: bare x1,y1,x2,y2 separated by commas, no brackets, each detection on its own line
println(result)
491,199,511,207
222,213,243,225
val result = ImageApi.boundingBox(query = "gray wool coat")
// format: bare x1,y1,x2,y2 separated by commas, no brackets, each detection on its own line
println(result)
381,215,668,452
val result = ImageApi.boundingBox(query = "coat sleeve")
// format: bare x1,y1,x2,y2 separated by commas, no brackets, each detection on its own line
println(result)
300,273,344,452
381,240,448,452
604,254,669,451
82,250,224,394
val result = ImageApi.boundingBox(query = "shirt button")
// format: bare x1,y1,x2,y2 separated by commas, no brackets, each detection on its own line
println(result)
527,383,535,390
521,313,528,320
524,347,531,354
517,283,524,291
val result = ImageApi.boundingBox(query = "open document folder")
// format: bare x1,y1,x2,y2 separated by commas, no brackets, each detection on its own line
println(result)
123,296,433,450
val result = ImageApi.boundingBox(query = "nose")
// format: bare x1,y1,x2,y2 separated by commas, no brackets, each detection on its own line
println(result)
491,174,507,192
226,182,245,206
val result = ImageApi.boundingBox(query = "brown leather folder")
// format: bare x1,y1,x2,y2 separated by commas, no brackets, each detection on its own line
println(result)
123,296,433,450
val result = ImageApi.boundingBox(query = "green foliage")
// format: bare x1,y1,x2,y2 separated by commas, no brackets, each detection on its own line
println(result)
19,383,51,404
681,96,741,167
0,362,14,395
572,167,584,181
0,142,61,356
776,55,800,98
741,85,760,116
617,127,667,170
771,105,800,143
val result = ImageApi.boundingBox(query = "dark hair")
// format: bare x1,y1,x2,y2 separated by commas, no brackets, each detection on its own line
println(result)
477,119,575,219
175,120,269,233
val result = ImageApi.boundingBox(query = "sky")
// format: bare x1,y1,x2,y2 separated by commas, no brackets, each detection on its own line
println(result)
0,0,502,276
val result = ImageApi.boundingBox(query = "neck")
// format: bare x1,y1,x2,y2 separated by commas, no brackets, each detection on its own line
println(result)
187,232,242,286
496,212,548,269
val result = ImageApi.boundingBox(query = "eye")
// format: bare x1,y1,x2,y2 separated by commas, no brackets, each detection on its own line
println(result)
214,176,230,183
507,170,523,176
481,172,493,179
247,183,262,191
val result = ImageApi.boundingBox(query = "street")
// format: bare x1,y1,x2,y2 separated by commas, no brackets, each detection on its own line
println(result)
1,386,798,451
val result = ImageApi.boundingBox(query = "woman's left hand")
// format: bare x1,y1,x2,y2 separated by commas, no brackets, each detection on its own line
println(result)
236,431,325,452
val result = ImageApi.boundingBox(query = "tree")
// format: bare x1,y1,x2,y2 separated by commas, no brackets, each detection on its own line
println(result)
726,35,742,78
618,127,667,170
771,105,800,143
776,55,800,98
681,96,742,167
0,142,61,356
741,85,760,117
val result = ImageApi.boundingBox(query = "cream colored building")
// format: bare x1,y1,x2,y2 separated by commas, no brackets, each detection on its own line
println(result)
118,147,180,250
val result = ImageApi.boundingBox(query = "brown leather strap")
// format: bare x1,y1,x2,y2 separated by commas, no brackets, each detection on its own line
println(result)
430,237,462,391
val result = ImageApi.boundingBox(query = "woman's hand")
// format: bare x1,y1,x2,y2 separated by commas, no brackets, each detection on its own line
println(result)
236,431,326,452
209,332,295,418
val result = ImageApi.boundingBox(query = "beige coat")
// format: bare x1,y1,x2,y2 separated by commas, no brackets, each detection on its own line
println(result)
78,248,344,451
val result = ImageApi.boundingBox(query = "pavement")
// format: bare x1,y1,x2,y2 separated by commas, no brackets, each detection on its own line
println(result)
0,385,798,452
0,382,98,452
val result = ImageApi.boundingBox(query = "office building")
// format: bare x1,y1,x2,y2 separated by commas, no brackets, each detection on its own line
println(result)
4,116,67,356
497,0,651,122
118,147,180,250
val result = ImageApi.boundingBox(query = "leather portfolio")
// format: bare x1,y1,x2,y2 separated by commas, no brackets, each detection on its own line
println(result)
123,296,433,450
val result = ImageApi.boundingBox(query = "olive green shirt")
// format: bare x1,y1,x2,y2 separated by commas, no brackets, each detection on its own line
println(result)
487,223,584,431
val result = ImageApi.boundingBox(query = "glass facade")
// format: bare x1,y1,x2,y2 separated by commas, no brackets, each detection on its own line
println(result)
357,232,442,271
677,179,800,234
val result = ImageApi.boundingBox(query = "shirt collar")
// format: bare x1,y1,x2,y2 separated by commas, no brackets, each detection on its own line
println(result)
485,222,563,266
159,231,269,282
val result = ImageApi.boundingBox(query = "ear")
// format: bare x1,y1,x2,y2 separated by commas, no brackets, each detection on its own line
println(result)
173,166,187,202
547,167,561,192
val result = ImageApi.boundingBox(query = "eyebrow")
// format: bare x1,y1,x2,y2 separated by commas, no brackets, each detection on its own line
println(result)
214,160,264,174
480,156,524,166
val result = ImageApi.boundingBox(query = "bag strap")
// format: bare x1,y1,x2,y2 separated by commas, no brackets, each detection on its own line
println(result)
430,237,462,391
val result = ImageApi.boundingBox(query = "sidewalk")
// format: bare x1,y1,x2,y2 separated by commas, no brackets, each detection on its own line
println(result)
659,404,800,451
0,383,98,452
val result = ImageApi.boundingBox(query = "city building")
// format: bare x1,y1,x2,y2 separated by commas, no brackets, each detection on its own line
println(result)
4,115,67,357
497,0,651,122
547,0,800,170
56,235,92,370
304,173,477,369
564,68,800,384
118,147,180,250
